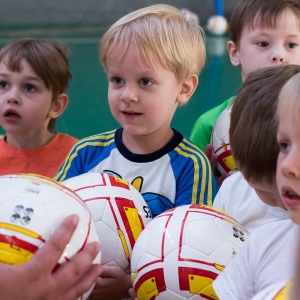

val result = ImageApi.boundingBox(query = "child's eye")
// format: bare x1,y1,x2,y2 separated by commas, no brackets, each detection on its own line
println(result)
0,81,8,89
278,140,290,153
24,84,36,92
139,78,152,86
112,77,124,85
256,41,269,47
286,42,297,49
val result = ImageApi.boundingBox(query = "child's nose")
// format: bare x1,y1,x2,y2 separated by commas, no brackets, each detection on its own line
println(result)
7,89,20,105
271,49,285,64
281,150,300,178
120,85,138,103
7,98,20,105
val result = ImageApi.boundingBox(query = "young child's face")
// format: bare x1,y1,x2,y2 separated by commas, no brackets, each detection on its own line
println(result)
0,59,54,138
248,177,286,210
106,41,185,140
276,107,300,225
230,9,300,81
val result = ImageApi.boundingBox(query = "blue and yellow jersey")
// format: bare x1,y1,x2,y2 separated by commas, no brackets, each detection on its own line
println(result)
55,128,217,217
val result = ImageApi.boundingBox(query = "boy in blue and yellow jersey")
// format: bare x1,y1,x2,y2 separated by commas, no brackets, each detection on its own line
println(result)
55,4,217,219
55,5,217,299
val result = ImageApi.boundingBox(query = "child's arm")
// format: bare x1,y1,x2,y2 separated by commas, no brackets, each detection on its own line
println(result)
174,144,218,208
88,265,132,300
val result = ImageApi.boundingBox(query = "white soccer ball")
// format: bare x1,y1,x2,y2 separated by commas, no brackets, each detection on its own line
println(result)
0,173,101,300
211,104,238,175
207,15,228,35
251,280,291,300
63,172,152,272
131,204,248,299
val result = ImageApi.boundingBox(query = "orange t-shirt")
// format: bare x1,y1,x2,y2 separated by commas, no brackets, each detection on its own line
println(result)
0,134,78,178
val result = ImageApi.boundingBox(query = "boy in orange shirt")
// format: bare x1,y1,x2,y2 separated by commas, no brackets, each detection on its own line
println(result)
0,38,78,177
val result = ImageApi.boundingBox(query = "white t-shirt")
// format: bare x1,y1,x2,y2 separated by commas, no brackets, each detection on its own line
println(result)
213,219,298,300
213,172,289,233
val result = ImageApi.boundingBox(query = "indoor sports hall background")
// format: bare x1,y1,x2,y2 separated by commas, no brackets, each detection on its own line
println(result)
0,0,241,139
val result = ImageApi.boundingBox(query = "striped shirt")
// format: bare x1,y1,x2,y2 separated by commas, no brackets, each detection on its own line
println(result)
55,128,217,217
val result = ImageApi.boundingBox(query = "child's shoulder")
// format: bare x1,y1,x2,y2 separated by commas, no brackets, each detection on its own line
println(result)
249,218,296,242
55,133,78,144
163,129,206,158
78,129,117,143
71,129,118,152
179,135,211,161
190,96,235,150
200,96,235,121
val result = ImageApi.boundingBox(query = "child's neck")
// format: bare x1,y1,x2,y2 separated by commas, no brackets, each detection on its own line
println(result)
122,129,174,154
5,131,56,150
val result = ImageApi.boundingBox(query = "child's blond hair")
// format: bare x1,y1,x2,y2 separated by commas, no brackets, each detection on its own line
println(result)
278,71,300,122
99,4,206,83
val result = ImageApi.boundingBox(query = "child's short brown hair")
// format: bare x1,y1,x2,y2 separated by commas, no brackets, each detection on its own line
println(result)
230,65,300,184
229,0,300,47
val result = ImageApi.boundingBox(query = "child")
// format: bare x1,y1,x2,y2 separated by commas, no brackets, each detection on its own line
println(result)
0,38,78,178
0,214,101,299
128,65,300,300
212,65,300,233
275,69,300,300
276,72,300,226
55,4,217,298
55,4,217,217
212,65,300,299
235,68,300,300
190,0,300,153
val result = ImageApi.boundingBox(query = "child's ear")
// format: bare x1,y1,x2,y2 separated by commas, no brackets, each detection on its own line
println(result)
227,40,241,67
48,93,69,119
177,74,198,105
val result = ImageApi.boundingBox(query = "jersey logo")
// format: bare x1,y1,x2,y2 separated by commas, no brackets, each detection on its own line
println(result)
103,171,173,217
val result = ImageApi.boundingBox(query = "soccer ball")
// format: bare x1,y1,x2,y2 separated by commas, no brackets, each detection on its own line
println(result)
63,172,152,272
0,173,101,300
211,104,238,175
251,281,291,300
207,15,228,36
131,204,248,299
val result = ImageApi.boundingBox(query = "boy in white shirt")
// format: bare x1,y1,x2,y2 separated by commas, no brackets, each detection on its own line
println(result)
213,65,300,299
213,65,300,232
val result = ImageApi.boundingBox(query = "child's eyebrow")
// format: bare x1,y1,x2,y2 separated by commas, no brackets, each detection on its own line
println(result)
249,30,300,37
285,34,300,38
22,76,42,82
0,73,43,84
